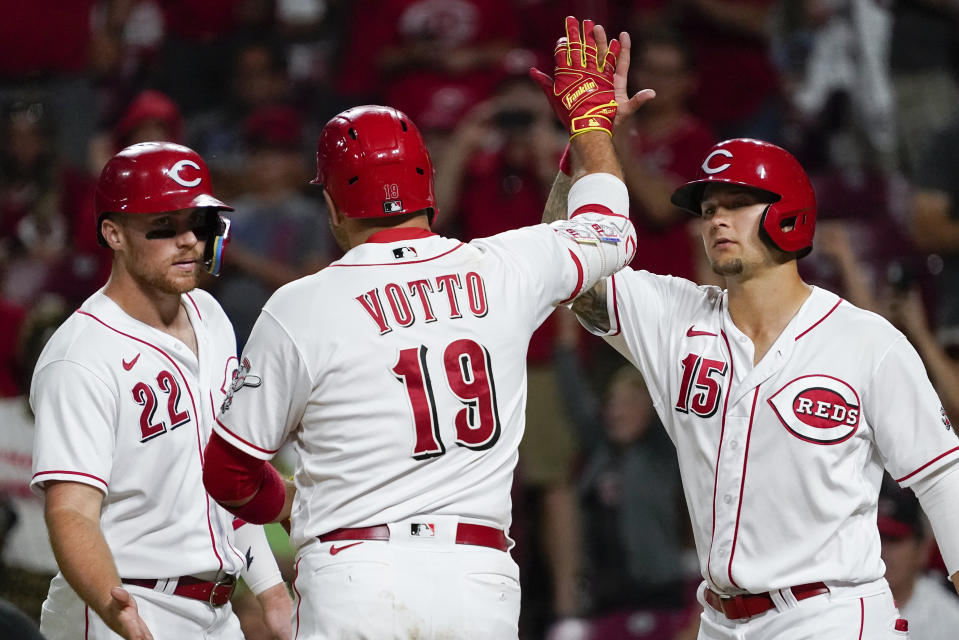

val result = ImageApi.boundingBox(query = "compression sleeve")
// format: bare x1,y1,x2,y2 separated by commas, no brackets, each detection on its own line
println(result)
913,460,959,576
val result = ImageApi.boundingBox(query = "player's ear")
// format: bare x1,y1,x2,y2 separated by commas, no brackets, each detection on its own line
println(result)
322,189,343,226
100,215,126,251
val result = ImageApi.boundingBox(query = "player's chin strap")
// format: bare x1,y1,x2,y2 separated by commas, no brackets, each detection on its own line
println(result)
204,215,231,276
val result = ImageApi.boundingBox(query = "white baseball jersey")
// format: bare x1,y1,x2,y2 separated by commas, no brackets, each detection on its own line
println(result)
214,174,635,549
30,288,246,579
587,271,959,594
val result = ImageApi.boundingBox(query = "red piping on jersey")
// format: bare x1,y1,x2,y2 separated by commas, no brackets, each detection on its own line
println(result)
897,446,959,482
727,387,760,589
795,298,843,341
293,557,303,639
75,310,225,575
85,605,89,638
559,249,585,305
330,242,465,267
215,418,281,455
858,598,864,639
33,469,108,490
610,273,621,336
185,292,202,320
365,227,436,243
706,330,735,587
570,204,630,221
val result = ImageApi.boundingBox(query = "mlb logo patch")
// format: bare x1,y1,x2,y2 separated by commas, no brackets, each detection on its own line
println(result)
410,523,435,537
383,200,404,213
393,246,418,259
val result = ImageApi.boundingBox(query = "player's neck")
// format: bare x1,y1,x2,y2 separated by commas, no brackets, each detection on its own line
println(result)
349,216,432,248
103,269,194,338
726,266,811,362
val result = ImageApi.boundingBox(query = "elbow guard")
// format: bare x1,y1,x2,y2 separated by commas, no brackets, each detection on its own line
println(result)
203,432,286,524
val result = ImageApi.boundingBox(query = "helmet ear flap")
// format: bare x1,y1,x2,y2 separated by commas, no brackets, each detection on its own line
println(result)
203,215,231,276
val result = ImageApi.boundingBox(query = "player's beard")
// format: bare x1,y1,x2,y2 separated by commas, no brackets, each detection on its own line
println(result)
711,257,744,277
128,252,202,295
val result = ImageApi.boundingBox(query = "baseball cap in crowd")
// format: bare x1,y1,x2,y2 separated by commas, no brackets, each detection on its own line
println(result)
877,474,924,540
113,90,183,150
243,104,303,151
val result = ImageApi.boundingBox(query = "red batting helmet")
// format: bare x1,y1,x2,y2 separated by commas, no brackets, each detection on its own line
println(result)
312,105,436,221
671,138,817,257
95,142,233,274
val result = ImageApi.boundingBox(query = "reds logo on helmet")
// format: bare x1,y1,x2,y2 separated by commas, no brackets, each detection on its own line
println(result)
168,159,203,187
701,149,733,175
768,375,861,444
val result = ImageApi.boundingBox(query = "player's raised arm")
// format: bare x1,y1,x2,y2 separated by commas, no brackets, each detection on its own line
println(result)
533,18,654,331
538,24,655,225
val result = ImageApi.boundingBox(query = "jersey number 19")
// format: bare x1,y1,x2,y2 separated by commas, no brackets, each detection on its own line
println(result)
392,339,502,460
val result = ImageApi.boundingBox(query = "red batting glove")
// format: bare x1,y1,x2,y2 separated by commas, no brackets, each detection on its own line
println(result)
530,16,620,139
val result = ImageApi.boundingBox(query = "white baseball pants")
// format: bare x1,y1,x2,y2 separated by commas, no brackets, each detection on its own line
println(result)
40,573,244,639
291,516,521,639
696,579,910,639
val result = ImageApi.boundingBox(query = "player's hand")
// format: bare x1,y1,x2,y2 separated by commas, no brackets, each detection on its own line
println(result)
544,22,656,175
256,582,294,640
107,587,154,640
609,29,656,128
530,16,620,139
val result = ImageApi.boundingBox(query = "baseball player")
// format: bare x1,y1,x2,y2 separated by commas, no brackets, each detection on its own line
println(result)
200,17,641,639
550,138,959,638
29,142,291,640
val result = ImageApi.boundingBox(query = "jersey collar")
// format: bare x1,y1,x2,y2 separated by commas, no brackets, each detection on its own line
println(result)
364,227,436,244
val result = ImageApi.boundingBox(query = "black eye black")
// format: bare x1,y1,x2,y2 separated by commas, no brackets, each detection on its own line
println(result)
145,229,177,239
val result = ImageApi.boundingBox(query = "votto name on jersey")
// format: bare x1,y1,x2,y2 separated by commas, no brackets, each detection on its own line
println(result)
355,271,489,335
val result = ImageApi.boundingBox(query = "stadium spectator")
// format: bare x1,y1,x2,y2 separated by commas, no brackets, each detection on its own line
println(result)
615,32,716,282
211,104,332,347
879,473,959,640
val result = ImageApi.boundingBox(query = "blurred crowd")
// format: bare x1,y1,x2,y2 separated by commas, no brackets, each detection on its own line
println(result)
1,1,959,639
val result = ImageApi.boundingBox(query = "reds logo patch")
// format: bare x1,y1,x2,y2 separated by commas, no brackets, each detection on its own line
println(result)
768,375,860,444
943,406,953,432
220,357,262,413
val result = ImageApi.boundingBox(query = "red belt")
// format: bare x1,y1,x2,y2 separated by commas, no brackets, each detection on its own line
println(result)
319,522,509,552
705,582,829,620
123,575,236,607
